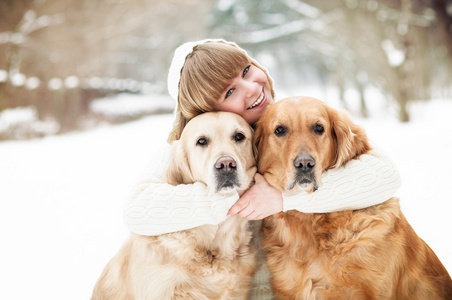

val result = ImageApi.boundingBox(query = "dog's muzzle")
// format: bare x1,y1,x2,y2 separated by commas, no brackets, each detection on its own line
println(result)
293,154,315,172
214,156,239,192
288,154,318,192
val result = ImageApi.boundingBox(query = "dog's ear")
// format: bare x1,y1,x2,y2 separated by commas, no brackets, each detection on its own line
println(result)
253,115,274,175
253,115,269,168
165,140,193,185
253,123,262,162
330,109,371,168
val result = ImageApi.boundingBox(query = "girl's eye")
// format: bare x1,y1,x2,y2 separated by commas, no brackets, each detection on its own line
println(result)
242,65,250,77
234,132,245,142
224,65,250,100
196,137,208,146
225,88,234,99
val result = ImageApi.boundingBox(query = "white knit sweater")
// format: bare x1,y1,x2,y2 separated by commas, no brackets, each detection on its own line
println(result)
123,143,401,236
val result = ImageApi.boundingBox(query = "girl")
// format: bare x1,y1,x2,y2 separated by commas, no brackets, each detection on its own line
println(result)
123,39,401,236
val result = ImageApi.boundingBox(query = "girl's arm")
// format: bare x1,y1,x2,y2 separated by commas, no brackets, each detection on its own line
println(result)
229,148,401,218
282,148,401,212
123,143,239,236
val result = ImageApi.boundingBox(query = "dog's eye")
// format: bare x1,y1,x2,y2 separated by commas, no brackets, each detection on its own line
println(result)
196,137,208,146
314,124,324,135
234,132,245,142
274,126,286,137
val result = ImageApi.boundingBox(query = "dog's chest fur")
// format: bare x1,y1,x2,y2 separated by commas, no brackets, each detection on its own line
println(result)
124,216,256,299
149,215,253,266
262,198,403,299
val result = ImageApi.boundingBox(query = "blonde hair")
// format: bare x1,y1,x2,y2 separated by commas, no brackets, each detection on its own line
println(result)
168,42,274,142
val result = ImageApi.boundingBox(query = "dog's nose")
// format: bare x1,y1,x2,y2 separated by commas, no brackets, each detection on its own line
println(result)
293,154,315,172
215,156,237,175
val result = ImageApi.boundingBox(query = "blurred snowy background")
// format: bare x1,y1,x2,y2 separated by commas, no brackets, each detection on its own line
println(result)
1,0,452,138
0,0,452,299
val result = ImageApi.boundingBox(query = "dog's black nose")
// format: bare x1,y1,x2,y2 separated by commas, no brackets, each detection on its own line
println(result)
215,156,236,175
293,154,315,172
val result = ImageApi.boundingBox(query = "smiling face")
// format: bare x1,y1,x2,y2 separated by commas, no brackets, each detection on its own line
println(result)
166,111,257,194
172,42,274,142
214,64,274,125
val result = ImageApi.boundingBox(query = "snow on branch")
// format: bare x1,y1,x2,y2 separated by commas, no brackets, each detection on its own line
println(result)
236,19,313,44
19,10,66,35
376,5,434,28
280,0,321,18
0,10,66,45
235,8,342,44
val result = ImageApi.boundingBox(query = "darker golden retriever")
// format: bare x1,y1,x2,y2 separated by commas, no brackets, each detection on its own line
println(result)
255,96,452,299
92,111,257,299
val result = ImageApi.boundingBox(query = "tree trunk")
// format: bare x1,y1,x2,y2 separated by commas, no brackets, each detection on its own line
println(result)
356,81,368,118
398,88,410,123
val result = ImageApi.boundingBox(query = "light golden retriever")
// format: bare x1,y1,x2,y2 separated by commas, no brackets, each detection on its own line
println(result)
255,96,452,299
92,111,257,300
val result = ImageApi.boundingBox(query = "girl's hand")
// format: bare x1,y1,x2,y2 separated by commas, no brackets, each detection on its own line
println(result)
229,173,283,220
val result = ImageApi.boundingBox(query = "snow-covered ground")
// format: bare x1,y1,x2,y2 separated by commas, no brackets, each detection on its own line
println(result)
0,95,451,299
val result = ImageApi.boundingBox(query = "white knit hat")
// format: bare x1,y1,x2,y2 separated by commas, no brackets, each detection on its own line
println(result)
167,38,263,102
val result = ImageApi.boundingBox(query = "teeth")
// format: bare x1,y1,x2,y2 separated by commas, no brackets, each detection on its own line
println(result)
248,91,264,109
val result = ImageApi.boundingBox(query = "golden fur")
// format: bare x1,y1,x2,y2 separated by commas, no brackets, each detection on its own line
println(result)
255,96,452,299
92,112,257,300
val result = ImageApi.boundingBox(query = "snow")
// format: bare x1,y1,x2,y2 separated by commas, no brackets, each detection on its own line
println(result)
0,95,451,299
64,76,80,89
0,107,60,139
47,78,63,90
10,73,27,87
25,76,41,90
90,93,175,122
381,39,406,67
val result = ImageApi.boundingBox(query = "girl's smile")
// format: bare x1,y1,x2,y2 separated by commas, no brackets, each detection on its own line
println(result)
247,87,266,110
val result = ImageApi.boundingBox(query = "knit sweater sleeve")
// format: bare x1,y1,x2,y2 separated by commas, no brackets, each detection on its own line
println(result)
123,143,239,236
282,148,401,212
